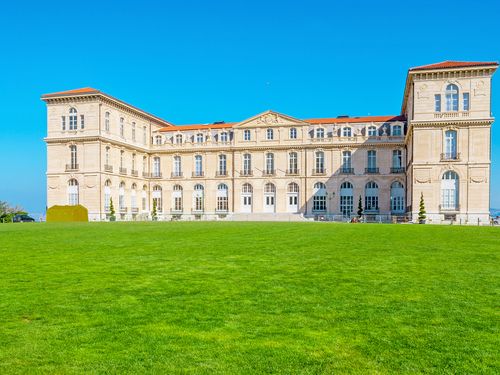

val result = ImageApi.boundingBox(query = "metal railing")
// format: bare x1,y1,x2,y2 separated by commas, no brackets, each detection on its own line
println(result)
440,152,461,161
104,165,113,172
65,164,79,171
240,170,253,176
286,169,299,175
142,172,150,178
262,169,276,176
192,171,205,178
340,167,354,174
365,167,379,174
131,207,139,213
119,167,127,174
390,167,405,173
171,172,183,178
119,207,128,212
151,172,162,178
216,171,228,177
312,168,326,175
131,169,138,177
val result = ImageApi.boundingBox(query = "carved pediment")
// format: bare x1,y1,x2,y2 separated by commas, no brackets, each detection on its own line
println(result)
233,110,309,128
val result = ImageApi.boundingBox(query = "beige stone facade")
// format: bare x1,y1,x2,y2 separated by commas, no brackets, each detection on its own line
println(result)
42,61,498,223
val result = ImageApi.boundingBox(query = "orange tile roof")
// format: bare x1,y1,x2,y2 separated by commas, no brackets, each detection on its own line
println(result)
42,87,100,96
304,115,406,124
157,123,237,132
410,61,498,71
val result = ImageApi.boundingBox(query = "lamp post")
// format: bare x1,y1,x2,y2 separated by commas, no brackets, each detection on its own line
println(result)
325,191,335,221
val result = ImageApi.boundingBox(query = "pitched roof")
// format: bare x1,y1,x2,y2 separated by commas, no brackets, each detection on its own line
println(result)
410,61,498,71
157,123,236,132
157,115,405,132
42,87,100,97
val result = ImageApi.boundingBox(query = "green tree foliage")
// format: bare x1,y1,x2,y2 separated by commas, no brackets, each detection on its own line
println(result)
357,196,363,218
418,192,426,222
109,198,116,219
152,199,157,220
0,200,26,223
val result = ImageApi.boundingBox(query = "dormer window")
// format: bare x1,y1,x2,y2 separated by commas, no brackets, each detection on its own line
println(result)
368,126,376,136
343,127,351,137
176,134,183,144
445,84,458,111
267,129,274,140
196,133,204,143
155,135,162,145
69,108,77,130
393,125,402,136
316,128,324,138
220,132,228,142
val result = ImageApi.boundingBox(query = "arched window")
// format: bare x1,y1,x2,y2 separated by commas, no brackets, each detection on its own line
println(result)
196,133,204,143
241,183,253,212
68,179,79,205
315,151,324,173
313,182,326,212
368,126,377,136
69,108,77,130
343,127,351,137
120,118,124,136
142,185,147,211
220,132,228,142
193,184,204,211
290,128,297,139
391,182,404,213
152,185,162,213
265,153,274,174
132,122,136,140
340,182,353,218
289,152,297,173
264,183,276,193
104,180,111,210
267,129,274,140
217,184,229,212
445,130,457,159
244,129,251,141
445,84,458,111
441,171,459,210
131,184,137,210
105,112,110,132
119,182,125,210
316,128,324,138
365,182,379,212
393,125,402,136
287,183,299,193
173,185,183,211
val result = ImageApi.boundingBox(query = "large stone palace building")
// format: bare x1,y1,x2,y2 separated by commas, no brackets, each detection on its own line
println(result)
42,61,497,223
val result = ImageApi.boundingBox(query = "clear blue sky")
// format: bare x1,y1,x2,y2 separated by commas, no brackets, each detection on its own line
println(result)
1,0,500,213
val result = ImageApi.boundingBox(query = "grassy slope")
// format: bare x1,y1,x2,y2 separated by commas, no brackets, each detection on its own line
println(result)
0,222,499,374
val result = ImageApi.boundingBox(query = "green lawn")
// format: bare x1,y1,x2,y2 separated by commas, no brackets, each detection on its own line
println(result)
0,222,499,374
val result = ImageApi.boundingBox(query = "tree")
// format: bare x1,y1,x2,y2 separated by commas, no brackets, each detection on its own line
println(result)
0,200,26,223
357,195,363,218
109,198,116,220
152,199,157,220
418,192,426,223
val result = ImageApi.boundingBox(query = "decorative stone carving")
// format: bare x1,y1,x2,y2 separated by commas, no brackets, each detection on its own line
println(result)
257,114,283,125
382,126,387,135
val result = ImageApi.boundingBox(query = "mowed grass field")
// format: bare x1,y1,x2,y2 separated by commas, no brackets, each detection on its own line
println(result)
0,222,499,374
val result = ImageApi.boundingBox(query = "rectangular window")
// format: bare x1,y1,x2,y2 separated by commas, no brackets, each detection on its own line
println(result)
435,94,441,112
463,93,469,111
154,157,160,177
244,130,250,141
174,197,182,211
69,114,77,130
132,123,136,140
342,151,351,168
367,151,376,168
174,157,181,176
220,133,228,142
315,152,324,171
289,153,297,171
62,116,66,130
80,115,84,129
266,154,274,172
393,150,402,168
313,196,326,211
219,155,226,173
290,128,297,139
120,118,124,136
105,113,110,132
195,156,202,175
217,197,228,211
70,146,77,168
143,127,147,144
267,129,273,140
244,154,251,171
